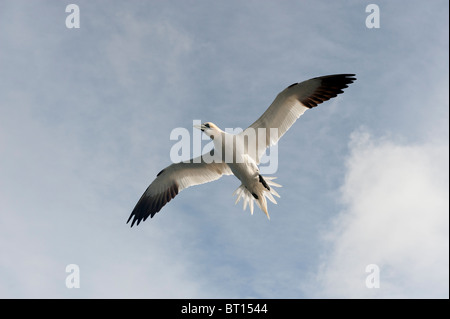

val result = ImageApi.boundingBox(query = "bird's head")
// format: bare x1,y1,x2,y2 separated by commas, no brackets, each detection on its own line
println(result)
193,122,222,139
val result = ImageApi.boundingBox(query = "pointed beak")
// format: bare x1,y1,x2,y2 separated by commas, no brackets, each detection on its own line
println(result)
193,124,204,132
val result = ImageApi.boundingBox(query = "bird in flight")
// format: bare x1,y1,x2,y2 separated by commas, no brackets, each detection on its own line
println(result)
127,74,356,227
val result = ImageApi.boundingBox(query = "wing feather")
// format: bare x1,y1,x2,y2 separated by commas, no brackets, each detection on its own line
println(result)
242,74,356,162
127,155,232,226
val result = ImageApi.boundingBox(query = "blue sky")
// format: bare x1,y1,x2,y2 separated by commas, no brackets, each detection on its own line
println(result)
0,1,448,298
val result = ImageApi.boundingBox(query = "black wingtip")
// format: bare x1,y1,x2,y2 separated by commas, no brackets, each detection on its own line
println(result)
127,182,179,228
319,73,357,84
300,74,356,109
126,214,134,227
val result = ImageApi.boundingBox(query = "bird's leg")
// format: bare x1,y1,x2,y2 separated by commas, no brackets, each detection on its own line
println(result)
258,174,271,191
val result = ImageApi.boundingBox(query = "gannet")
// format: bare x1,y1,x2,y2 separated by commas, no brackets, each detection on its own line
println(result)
127,74,356,226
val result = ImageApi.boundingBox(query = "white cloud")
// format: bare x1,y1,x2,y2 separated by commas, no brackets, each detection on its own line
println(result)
309,129,449,298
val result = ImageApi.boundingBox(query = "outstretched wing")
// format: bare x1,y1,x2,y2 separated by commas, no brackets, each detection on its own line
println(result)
127,155,232,227
241,74,356,163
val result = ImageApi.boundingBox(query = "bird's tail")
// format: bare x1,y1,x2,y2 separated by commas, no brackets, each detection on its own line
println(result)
232,176,282,219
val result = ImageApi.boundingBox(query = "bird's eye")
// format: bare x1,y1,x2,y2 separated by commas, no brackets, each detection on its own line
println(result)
204,123,210,128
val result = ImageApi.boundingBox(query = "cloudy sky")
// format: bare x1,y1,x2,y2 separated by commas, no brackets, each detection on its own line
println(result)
0,1,448,298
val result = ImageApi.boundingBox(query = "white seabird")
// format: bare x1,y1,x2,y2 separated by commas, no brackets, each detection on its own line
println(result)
127,74,356,227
